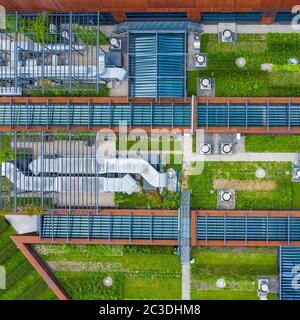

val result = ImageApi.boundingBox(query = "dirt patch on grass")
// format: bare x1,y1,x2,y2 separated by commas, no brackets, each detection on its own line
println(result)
213,179,276,191
47,261,124,272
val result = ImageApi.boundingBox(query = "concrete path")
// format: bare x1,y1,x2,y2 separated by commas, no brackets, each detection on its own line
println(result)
192,152,298,163
203,24,299,34
182,263,191,300
5,215,37,234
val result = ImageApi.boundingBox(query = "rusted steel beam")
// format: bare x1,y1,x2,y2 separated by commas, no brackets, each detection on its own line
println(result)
193,210,300,218
11,236,71,300
47,209,178,216
12,235,178,246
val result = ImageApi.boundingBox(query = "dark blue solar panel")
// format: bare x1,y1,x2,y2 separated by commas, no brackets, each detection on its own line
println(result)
201,12,263,22
280,246,300,300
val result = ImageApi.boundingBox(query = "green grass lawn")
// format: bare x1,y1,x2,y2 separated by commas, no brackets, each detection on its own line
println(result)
245,135,300,152
115,190,180,209
36,244,181,300
0,217,56,300
191,247,278,300
189,162,294,209
188,33,300,96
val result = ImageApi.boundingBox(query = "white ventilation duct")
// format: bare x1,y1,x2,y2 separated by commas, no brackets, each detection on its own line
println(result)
28,156,167,188
1,163,138,194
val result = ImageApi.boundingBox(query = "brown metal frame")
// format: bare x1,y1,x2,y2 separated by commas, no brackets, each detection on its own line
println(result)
11,235,70,300
2,96,300,134
11,208,300,300
0,1,297,24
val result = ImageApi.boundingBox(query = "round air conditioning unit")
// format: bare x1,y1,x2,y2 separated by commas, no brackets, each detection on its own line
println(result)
223,29,232,39
296,169,300,178
110,37,119,48
61,30,70,40
201,144,211,154
201,78,210,88
259,281,269,293
196,54,205,64
222,144,232,154
222,192,232,202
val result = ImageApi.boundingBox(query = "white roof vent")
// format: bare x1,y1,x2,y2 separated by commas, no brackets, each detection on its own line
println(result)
200,143,211,154
200,78,211,89
221,144,233,154
196,54,205,64
222,191,232,202
223,29,232,39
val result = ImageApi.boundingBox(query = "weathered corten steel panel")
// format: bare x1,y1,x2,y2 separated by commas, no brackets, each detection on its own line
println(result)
0,0,298,13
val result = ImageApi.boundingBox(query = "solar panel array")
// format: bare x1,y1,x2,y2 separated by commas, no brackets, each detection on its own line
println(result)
197,216,300,242
129,32,186,98
0,103,191,127
280,246,300,300
197,104,300,127
39,214,179,240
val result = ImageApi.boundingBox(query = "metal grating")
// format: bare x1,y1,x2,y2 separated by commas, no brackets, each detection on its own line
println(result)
129,32,186,98
197,216,300,242
0,12,114,96
197,103,300,128
39,214,179,240
0,103,191,127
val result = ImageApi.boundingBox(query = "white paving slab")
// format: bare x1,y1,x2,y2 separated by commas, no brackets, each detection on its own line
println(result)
5,215,38,234
192,152,298,163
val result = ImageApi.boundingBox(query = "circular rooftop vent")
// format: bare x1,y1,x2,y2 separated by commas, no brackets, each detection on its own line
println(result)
201,78,210,87
110,37,119,48
256,168,266,179
196,54,205,64
103,276,113,287
260,282,269,293
167,168,176,179
236,57,246,68
201,144,211,154
223,29,232,39
61,30,70,40
289,57,299,65
216,278,226,288
296,169,300,178
222,192,232,202
222,144,232,154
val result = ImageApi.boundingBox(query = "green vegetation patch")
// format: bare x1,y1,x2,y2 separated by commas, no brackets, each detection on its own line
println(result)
188,162,292,209
191,247,278,300
188,33,300,96
37,244,181,300
73,26,109,46
115,190,180,209
245,135,300,152
0,217,56,300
